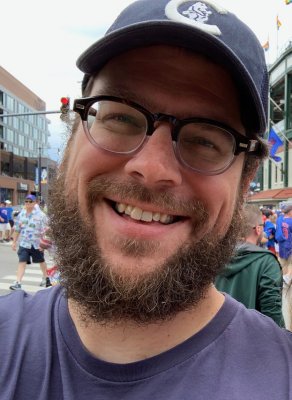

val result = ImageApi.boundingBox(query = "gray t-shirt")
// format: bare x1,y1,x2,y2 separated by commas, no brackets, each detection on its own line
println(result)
1,286,292,400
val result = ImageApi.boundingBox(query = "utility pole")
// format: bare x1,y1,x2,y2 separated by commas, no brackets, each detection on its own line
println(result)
38,146,42,200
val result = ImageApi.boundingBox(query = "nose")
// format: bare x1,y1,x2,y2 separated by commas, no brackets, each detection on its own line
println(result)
124,123,183,188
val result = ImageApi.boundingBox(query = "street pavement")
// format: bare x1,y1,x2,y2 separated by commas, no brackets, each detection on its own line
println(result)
0,241,46,296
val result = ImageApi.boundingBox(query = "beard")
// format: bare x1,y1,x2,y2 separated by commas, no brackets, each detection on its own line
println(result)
49,171,244,325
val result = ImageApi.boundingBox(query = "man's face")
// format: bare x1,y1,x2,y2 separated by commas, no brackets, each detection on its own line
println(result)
25,199,35,210
50,46,249,323
255,221,264,244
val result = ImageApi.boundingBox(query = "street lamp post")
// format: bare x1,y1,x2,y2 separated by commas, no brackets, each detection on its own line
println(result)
38,146,42,200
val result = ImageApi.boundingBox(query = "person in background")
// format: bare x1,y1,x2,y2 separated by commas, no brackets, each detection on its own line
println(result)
0,201,10,243
262,209,276,254
39,227,60,286
215,204,284,326
282,278,292,331
270,212,279,256
9,194,51,290
278,204,292,277
4,199,14,241
0,1,292,398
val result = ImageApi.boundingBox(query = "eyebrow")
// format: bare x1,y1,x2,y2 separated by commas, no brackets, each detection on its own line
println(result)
90,83,239,125
91,84,164,113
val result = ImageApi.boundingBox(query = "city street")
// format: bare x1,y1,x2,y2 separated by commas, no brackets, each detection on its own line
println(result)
0,241,45,296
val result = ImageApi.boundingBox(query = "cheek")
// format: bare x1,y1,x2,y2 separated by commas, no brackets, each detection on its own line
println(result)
65,130,119,184
63,130,129,212
187,162,243,233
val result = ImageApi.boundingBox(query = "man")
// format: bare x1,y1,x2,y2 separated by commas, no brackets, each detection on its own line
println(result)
262,208,276,254
1,1,292,398
281,201,292,329
215,204,284,326
0,200,10,243
4,199,14,241
9,194,51,290
278,204,292,276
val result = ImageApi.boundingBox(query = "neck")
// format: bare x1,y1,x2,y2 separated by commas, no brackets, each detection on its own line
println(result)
68,286,224,364
245,236,258,245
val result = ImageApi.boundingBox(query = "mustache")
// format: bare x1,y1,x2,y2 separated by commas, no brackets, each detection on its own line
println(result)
87,176,208,218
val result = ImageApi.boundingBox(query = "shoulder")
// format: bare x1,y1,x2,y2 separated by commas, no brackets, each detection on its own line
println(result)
0,286,63,332
223,296,292,348
236,243,275,259
32,209,47,219
0,287,64,391
0,287,64,360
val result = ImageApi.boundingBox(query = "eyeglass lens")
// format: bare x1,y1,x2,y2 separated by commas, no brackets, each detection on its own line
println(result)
86,100,236,173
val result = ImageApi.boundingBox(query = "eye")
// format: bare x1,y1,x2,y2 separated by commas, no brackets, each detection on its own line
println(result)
102,112,142,128
184,136,217,149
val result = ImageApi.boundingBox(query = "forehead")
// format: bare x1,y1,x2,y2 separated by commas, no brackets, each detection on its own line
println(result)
89,45,242,128
92,45,237,92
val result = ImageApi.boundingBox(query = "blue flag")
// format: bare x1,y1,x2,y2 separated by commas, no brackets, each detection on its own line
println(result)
268,128,284,162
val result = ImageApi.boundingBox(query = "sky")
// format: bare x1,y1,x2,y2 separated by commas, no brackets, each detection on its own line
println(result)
1,0,292,160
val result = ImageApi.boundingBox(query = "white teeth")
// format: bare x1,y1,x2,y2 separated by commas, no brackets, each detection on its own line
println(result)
160,214,172,224
115,203,174,224
130,207,143,220
141,211,153,222
152,212,161,222
116,203,127,213
125,205,133,215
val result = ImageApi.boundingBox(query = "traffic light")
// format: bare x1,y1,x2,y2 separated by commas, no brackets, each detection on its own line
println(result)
60,97,70,114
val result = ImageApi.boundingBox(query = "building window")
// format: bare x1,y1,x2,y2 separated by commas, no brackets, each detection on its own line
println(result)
18,103,25,114
13,155,25,178
280,162,284,182
18,135,24,147
0,151,11,176
5,94,14,112
5,128,13,142
288,74,292,130
270,80,285,131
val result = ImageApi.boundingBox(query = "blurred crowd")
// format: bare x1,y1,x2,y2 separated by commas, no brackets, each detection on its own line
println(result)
216,201,292,330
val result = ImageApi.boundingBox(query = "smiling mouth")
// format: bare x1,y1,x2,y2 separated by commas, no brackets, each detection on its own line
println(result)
111,201,183,225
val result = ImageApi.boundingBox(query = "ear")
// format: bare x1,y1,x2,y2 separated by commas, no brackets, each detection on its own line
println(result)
241,158,260,199
254,225,262,236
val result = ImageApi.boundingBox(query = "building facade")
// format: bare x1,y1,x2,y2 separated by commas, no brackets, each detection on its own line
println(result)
0,66,56,205
249,42,292,208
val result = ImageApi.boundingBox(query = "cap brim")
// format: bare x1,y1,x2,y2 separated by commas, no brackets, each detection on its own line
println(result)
77,21,266,135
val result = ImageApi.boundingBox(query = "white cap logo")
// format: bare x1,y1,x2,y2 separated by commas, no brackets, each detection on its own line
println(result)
165,0,228,36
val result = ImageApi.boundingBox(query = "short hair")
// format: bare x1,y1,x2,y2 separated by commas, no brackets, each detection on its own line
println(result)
262,209,272,218
241,204,262,238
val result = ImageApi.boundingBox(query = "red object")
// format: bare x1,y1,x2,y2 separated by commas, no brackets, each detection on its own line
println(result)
61,97,69,105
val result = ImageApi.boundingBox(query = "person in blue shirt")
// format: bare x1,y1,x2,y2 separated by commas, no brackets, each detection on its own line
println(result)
278,204,292,276
262,209,276,255
3,199,14,241
0,201,10,242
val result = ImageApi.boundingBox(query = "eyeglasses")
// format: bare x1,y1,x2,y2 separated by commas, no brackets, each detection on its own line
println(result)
73,96,262,175
25,200,33,203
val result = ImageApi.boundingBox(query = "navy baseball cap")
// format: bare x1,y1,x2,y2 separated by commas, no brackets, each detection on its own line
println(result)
25,194,36,202
77,0,268,136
